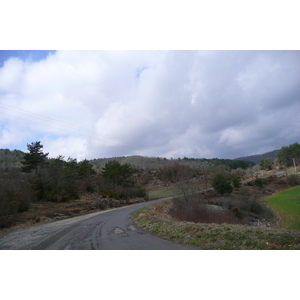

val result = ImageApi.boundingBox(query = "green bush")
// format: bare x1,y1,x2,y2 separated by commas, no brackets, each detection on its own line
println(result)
212,173,233,195
102,160,134,187
30,164,80,202
254,178,264,188
230,174,241,189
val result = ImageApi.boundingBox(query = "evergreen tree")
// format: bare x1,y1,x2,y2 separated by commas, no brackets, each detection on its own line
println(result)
22,141,48,173
212,173,233,195
276,142,300,166
260,158,273,170
102,160,134,187
230,174,241,189
77,159,96,179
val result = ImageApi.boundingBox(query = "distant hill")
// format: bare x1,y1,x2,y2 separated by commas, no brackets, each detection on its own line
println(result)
89,155,177,170
234,149,279,165
0,147,276,172
90,155,255,171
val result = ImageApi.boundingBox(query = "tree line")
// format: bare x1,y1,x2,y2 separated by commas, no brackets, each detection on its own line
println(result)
276,142,300,167
0,141,145,228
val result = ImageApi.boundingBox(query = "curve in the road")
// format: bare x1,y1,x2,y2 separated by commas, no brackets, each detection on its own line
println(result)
0,199,193,250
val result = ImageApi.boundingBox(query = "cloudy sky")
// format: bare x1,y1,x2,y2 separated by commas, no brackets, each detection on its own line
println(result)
0,50,299,160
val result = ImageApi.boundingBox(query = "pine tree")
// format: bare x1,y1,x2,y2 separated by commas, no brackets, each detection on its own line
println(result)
22,141,49,173
212,173,233,195
102,160,134,187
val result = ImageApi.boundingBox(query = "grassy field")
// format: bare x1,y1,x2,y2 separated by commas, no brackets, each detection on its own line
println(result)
265,186,300,230
147,188,181,200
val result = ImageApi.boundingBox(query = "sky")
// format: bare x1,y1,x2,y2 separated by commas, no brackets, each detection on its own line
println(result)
0,50,299,160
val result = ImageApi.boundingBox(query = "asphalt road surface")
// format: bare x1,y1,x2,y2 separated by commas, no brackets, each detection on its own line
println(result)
0,198,193,250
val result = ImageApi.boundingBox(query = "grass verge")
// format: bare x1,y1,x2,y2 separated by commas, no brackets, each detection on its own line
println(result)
134,199,300,250
265,186,300,230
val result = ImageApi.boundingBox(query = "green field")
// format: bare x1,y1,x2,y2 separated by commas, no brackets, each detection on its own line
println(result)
265,186,300,230
147,188,180,200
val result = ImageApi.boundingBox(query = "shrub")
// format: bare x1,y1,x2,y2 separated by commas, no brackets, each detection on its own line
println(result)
212,173,233,195
102,160,134,187
254,178,264,188
30,166,80,202
0,172,36,228
287,174,300,186
169,195,244,225
230,174,241,189
217,194,275,225
238,186,251,197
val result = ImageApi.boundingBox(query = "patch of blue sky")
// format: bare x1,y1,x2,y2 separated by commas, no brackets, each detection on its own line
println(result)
42,132,68,140
6,141,28,152
135,66,148,78
0,50,56,68
0,119,9,129
15,132,55,152
0,126,60,152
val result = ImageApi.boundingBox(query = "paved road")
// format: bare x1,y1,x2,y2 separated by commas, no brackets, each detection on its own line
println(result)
0,198,192,250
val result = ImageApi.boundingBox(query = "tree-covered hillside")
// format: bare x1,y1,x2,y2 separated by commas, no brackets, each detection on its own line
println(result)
0,148,25,171
90,155,255,171
0,148,257,172
276,142,300,167
235,149,279,165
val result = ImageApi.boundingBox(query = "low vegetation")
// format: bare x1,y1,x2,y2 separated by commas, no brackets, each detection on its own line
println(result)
135,171,300,249
168,190,276,227
134,198,300,250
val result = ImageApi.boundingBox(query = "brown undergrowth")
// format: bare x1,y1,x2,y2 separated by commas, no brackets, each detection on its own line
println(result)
134,197,300,250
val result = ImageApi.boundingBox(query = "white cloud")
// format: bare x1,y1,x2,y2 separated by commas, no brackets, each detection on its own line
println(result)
43,136,88,161
0,58,28,92
0,50,299,160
